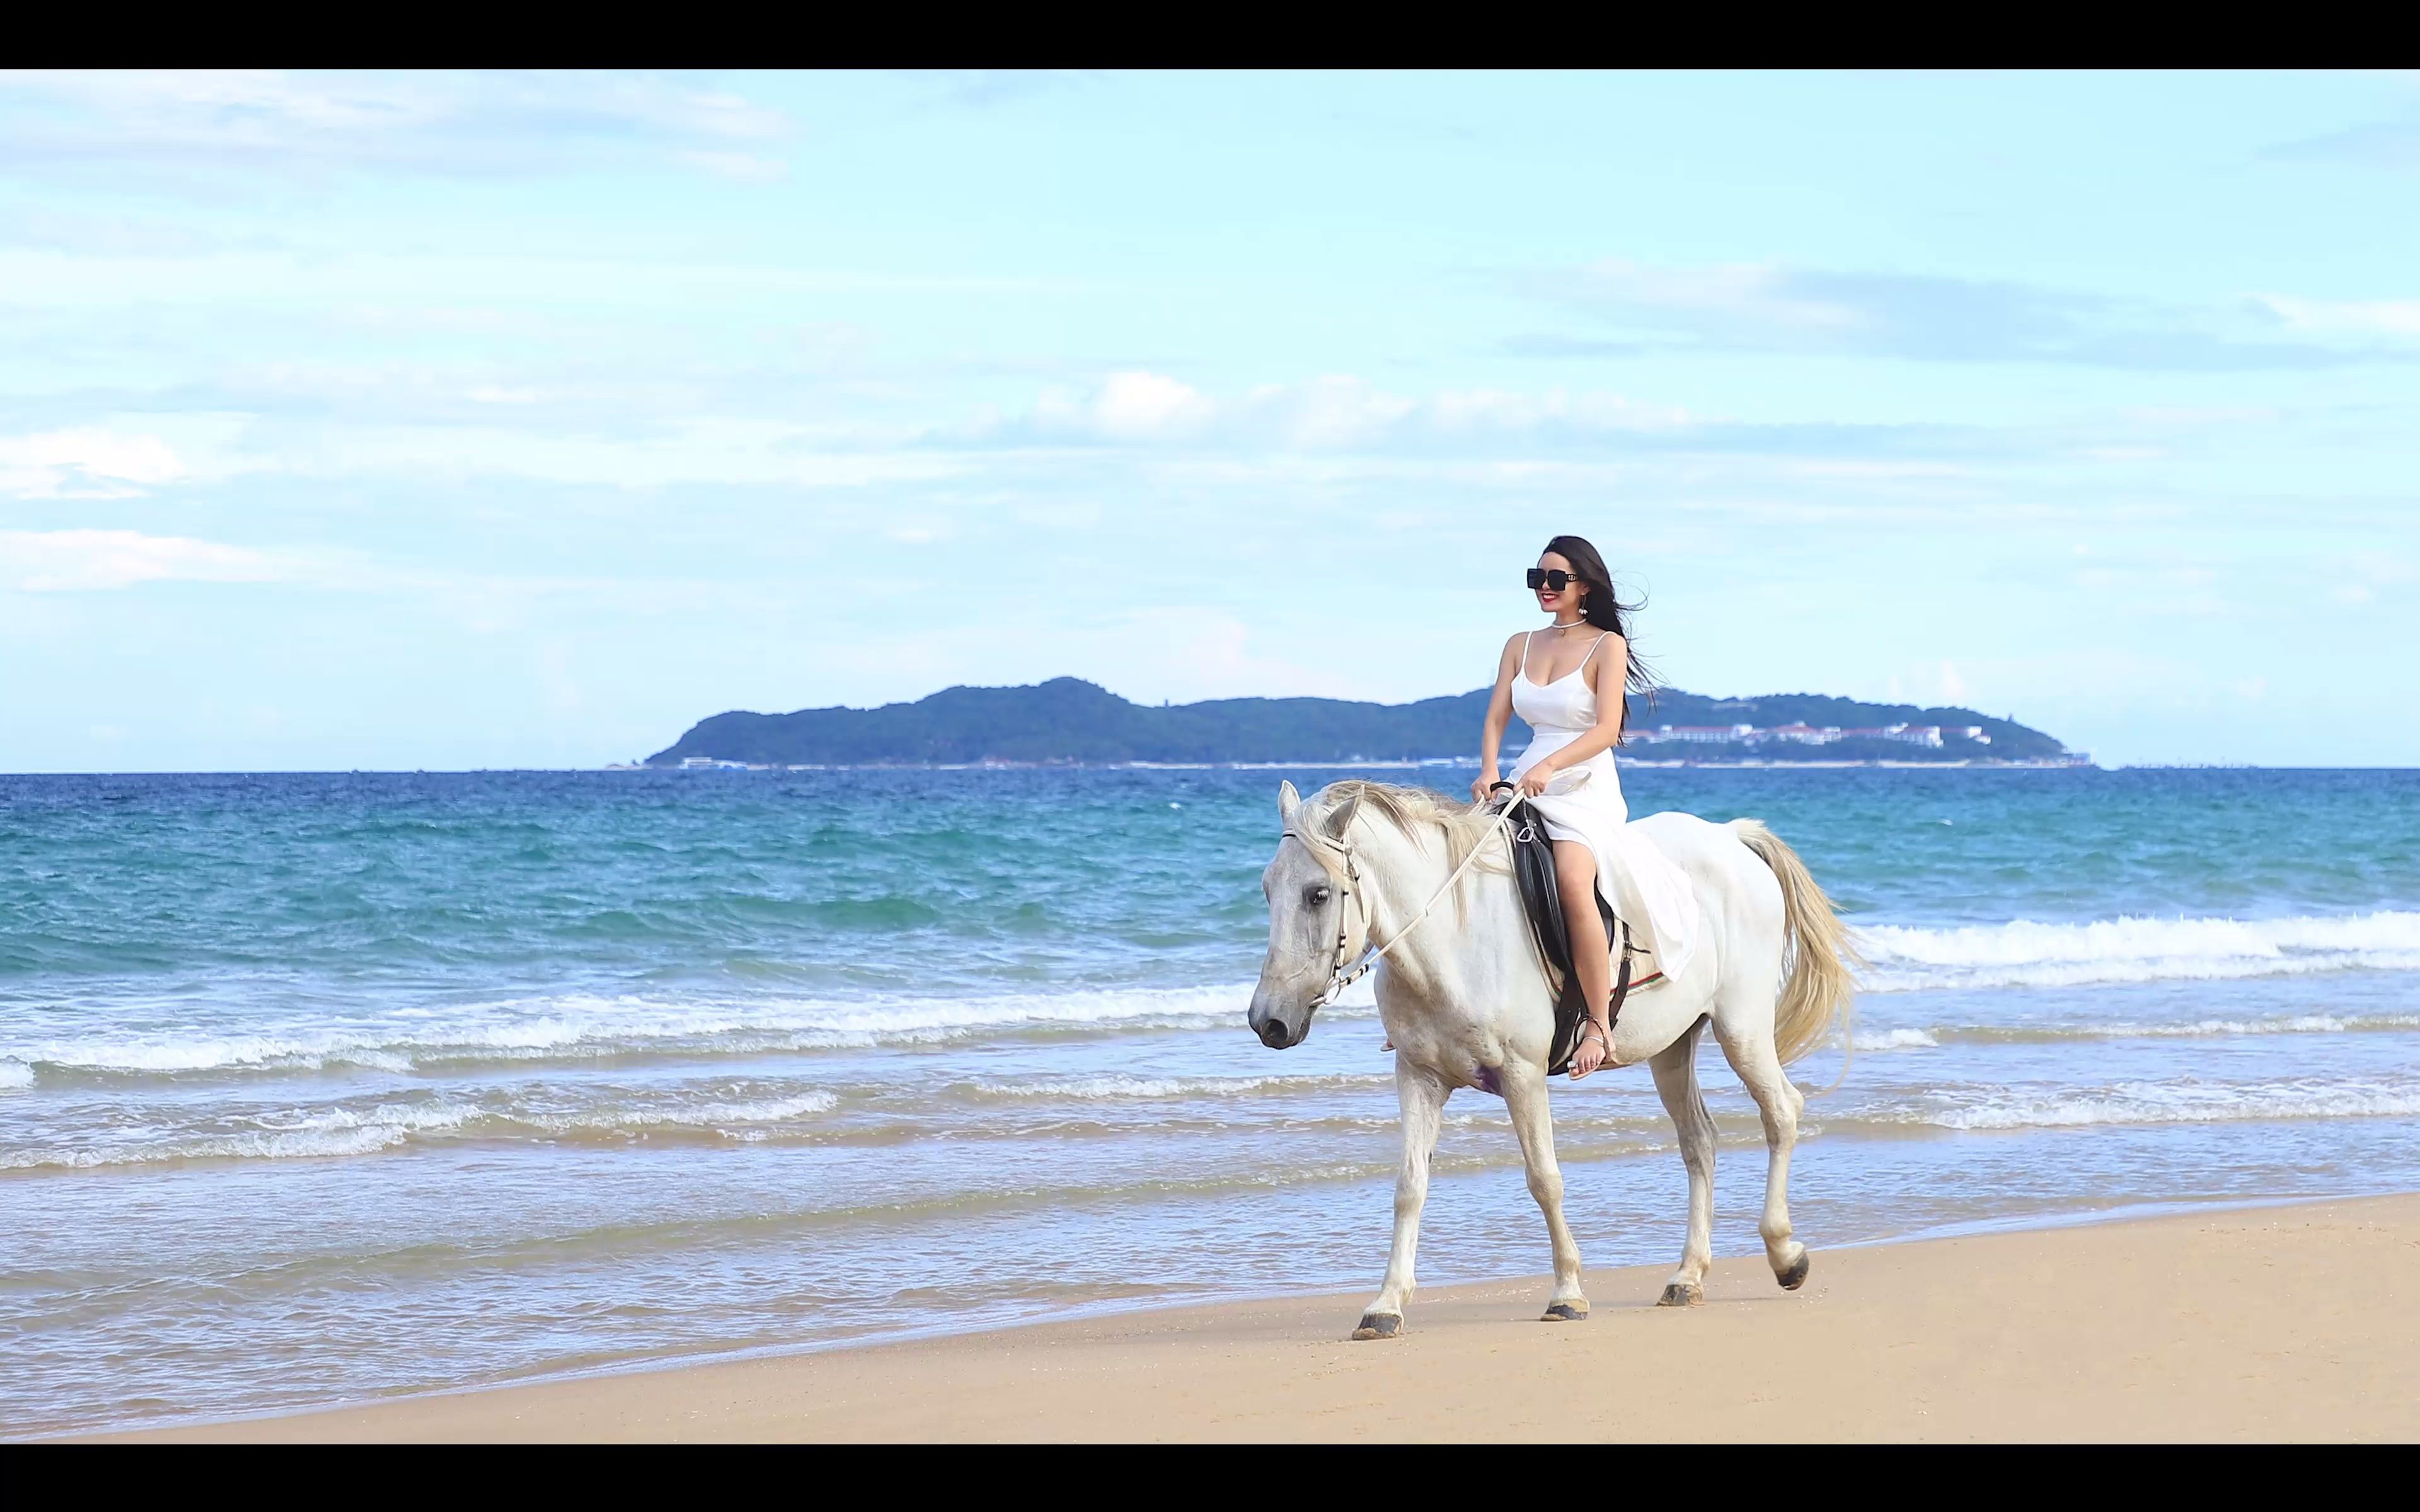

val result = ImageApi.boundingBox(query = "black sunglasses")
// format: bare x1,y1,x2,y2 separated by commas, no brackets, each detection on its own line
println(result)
1526,569,1576,592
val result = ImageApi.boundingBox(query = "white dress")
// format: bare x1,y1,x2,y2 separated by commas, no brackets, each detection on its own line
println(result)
1507,630,1700,987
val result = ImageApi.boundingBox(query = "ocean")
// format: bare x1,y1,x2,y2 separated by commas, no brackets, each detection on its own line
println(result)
6,765,2419,1436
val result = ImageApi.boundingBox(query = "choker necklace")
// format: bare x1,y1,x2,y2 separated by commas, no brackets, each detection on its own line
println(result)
1549,617,1589,629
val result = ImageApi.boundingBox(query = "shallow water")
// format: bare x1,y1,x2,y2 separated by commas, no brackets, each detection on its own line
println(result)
4,767,2417,1436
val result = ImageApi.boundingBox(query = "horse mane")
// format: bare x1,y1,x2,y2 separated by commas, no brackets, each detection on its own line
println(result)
1298,779,1511,885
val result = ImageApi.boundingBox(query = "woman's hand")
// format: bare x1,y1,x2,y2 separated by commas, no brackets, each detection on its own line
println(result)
1516,761,1558,798
1470,771,1501,805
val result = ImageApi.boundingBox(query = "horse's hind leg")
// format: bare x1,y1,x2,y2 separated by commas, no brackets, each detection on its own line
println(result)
1501,1060,1589,1321
1710,1014,1811,1290
1648,1018,1715,1306
1356,1059,1447,1340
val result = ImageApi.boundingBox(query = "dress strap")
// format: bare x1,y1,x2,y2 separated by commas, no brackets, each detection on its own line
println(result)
1519,630,1536,680
1577,631,1610,669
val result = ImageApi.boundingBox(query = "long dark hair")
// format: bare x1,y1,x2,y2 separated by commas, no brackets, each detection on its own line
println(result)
1541,534,1659,726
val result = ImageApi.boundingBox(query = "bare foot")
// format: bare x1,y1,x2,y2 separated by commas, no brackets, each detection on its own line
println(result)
1567,1019,1611,1079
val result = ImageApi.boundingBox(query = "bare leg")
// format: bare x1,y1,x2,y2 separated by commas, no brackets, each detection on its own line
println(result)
1501,1059,1588,1319
1649,1019,1715,1305
1712,1016,1812,1288
1356,1058,1448,1338
1555,840,1615,1075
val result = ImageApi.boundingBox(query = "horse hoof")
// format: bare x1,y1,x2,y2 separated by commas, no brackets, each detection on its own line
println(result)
1778,1252,1811,1291
1657,1283,1703,1308
1351,1313,1403,1341
1540,1302,1589,1322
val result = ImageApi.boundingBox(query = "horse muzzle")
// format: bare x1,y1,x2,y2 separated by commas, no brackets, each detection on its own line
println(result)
1247,997,1310,1050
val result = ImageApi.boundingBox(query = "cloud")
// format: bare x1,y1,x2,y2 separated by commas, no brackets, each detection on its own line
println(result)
1243,375,1418,449
0,427,187,497
677,150,788,183
0,206,263,255
1517,259,2417,371
0,70,795,185
913,70,1088,110
2271,115,2420,169
973,372,1693,453
0,529,288,591
1065,370,1216,441
2254,295,2420,338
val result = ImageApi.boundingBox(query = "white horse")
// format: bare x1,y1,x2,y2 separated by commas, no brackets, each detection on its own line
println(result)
1246,779,1856,1339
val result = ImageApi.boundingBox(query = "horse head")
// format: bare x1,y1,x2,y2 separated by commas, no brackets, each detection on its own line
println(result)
1247,781,1368,1050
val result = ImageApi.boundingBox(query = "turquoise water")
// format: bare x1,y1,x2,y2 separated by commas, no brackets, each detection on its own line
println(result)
6,767,2419,1435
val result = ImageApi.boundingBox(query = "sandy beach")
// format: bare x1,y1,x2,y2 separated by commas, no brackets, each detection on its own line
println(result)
100,1193,2420,1443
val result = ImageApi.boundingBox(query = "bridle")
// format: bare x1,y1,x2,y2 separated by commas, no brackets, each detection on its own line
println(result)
1297,782,1536,1014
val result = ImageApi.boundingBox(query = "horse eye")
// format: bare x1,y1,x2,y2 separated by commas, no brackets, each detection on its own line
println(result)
1306,886,1331,906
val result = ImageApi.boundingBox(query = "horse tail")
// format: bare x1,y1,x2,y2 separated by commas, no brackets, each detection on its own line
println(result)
1728,818,1861,1079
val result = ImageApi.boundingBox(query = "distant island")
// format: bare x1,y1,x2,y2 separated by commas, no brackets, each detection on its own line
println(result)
645,679,2085,768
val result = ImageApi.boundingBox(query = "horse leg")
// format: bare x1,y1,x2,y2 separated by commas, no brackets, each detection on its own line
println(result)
1711,1014,1812,1290
1648,1018,1715,1306
1501,1060,1588,1321
1355,1058,1448,1339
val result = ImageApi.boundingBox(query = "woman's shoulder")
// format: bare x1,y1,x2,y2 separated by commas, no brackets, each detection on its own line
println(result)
1586,627,1625,674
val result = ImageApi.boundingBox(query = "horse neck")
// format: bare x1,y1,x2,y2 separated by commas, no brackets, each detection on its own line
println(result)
1349,816,1464,997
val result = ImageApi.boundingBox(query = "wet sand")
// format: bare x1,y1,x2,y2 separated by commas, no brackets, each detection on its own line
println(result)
104,1193,2420,1443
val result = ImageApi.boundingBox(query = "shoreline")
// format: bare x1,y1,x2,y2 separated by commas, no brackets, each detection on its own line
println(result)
88,1191,2420,1443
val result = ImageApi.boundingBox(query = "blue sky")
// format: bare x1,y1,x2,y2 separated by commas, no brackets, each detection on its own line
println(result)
4,69,2417,770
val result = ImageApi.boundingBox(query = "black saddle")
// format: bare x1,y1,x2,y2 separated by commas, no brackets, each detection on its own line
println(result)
1497,791,1640,1076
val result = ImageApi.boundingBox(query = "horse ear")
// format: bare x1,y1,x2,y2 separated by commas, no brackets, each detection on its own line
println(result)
1277,781,1300,826
1322,787,1361,842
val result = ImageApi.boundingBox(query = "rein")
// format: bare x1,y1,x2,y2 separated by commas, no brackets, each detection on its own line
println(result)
1301,783,1536,1012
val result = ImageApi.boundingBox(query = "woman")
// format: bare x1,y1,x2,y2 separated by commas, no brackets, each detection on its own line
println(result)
1471,536,1700,1079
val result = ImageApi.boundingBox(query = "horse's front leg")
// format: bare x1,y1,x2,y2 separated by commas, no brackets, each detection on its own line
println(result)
1502,1060,1588,1320
1354,1058,1448,1340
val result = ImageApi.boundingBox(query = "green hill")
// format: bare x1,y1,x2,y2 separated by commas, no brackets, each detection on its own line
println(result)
647,678,2075,766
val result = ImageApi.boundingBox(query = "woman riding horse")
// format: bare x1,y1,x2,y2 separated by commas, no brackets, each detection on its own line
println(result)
1471,535,1702,1079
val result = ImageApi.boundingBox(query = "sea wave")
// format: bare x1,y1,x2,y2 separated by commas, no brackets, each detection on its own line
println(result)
1850,1028,1940,1050
9,911,2417,1094
1872,1076,2420,1132
0,1089,841,1171
1848,1011,2420,1049
953,1072,1392,1102
0,982,1353,1083
1857,910,2420,992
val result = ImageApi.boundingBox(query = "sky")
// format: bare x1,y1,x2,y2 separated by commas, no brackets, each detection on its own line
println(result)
4,69,2418,771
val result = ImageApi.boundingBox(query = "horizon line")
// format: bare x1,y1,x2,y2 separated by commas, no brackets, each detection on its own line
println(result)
24,762,2420,779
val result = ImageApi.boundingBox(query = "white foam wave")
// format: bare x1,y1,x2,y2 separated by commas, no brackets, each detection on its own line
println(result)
965,1072,1387,1101
598,1090,837,1129
1850,1028,1939,1051
1967,1012,2420,1042
1890,1077,2420,1132
1858,910,2420,992
1,1088,841,1171
1,980,1342,1081
6,1100,485,1169
2121,1012,2420,1037
0,1060,31,1090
